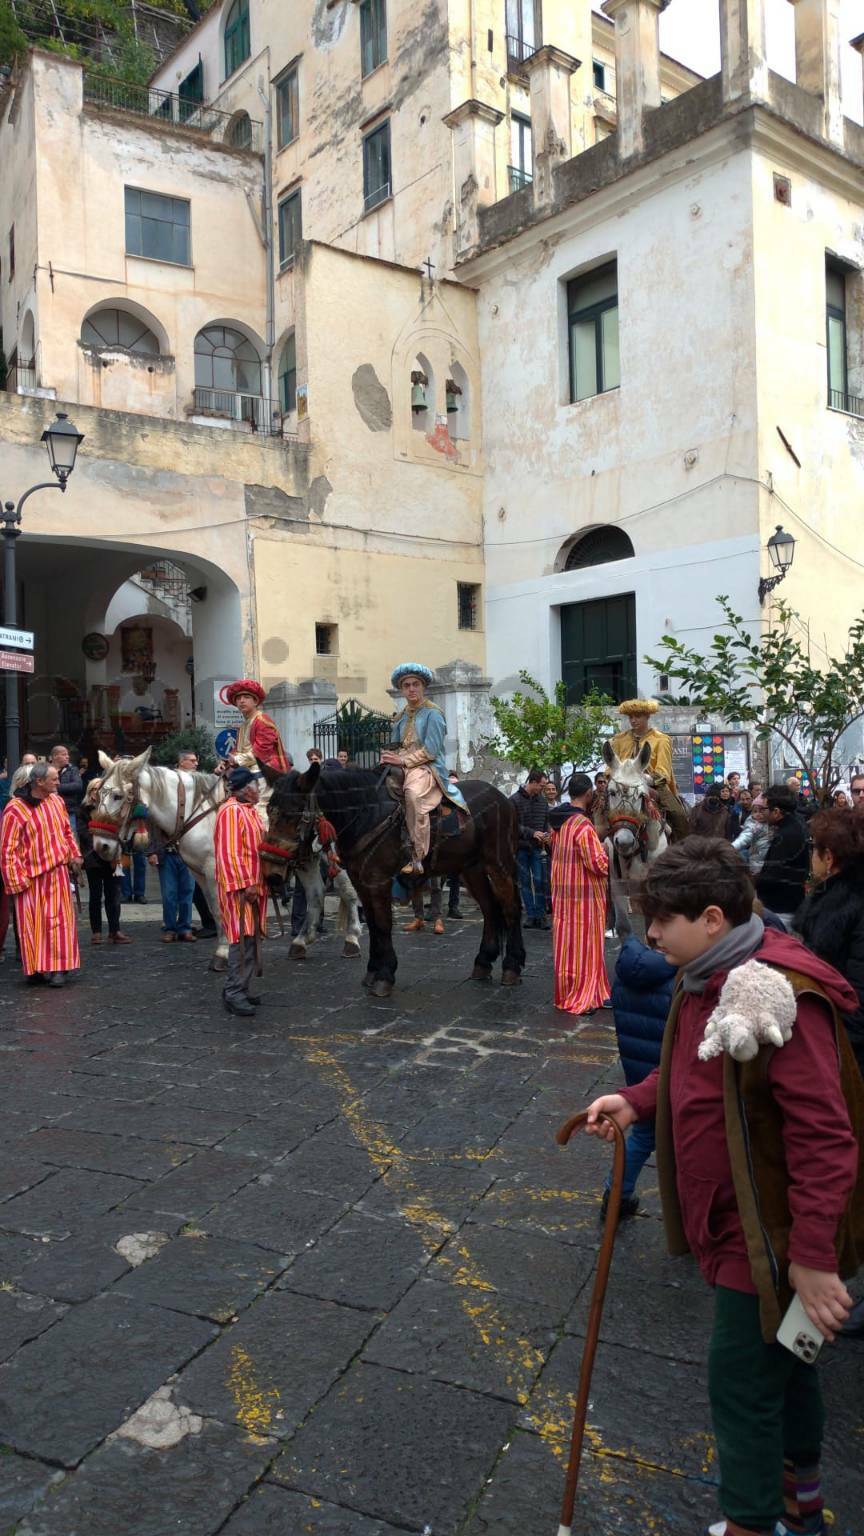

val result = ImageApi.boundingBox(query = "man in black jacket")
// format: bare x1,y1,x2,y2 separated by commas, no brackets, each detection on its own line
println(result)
755,784,809,922
510,769,550,928
49,744,83,836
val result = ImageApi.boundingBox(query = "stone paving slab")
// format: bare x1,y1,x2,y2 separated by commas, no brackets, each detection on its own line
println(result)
0,1451,62,1530
566,1270,717,1363
178,1288,378,1438
204,1178,346,1254
280,1208,432,1311
19,1127,198,1181
13,1418,276,1536
217,1106,334,1161
114,1233,289,1322
1,1211,182,1303
220,1485,413,1535
0,1289,67,1363
118,1148,261,1220
0,1158,55,1205
0,1293,216,1464
53,1096,252,1146
430,1219,595,1317
0,1167,144,1240
271,1360,515,1534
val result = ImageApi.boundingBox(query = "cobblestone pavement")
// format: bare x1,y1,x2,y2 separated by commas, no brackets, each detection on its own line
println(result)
0,898,861,1535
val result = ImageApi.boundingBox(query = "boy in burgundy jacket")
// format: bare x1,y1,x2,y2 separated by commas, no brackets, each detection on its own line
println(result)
585,838,861,1536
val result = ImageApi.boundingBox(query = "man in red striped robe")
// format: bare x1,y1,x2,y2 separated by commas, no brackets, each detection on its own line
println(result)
214,766,267,1017
1,762,82,988
550,772,610,1016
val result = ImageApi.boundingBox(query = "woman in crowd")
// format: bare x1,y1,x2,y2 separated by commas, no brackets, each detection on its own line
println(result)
796,806,864,1072
832,788,850,809
688,782,737,841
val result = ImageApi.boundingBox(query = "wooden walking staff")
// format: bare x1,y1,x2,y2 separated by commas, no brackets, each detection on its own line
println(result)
554,1109,627,1536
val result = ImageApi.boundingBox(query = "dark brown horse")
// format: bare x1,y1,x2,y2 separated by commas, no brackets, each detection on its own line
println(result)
258,763,525,998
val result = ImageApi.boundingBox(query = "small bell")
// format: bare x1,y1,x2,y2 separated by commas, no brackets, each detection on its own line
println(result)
411,370,428,413
445,378,462,413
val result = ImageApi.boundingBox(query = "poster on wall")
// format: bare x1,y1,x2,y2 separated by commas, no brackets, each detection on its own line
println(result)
723,735,750,782
672,736,695,798
121,625,153,674
691,734,726,795
214,684,243,730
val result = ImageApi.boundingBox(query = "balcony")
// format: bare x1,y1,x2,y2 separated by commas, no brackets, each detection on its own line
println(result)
828,387,864,419
191,387,286,436
508,164,533,194
4,360,37,392
83,74,263,151
506,33,538,74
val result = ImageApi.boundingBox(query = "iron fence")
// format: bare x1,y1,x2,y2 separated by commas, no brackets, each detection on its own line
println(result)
828,388,864,419
192,388,285,435
4,361,37,392
314,699,394,768
83,74,263,151
506,33,538,70
507,164,532,193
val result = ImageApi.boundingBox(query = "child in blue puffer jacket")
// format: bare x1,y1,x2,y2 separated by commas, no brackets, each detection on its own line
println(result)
600,934,677,1219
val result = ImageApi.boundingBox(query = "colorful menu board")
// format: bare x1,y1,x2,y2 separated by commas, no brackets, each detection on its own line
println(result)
691,734,726,795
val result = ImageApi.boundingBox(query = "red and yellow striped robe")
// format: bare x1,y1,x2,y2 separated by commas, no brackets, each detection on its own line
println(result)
214,798,267,944
0,792,81,976
550,811,610,1015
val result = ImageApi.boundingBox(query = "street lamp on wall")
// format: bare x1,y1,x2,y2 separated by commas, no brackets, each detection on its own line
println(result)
2,412,84,770
758,525,796,606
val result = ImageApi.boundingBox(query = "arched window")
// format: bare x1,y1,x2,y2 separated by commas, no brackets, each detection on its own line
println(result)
224,0,250,79
563,525,635,571
227,111,252,148
446,360,470,441
410,351,434,434
278,334,296,413
81,308,160,355
194,325,262,402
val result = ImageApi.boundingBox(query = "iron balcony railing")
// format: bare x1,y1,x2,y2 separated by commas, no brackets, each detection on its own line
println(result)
192,387,288,435
828,387,864,419
508,164,533,193
4,361,38,392
83,74,263,151
364,181,391,213
506,33,538,70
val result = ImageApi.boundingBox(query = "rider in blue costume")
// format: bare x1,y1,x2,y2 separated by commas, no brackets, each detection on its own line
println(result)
381,663,467,875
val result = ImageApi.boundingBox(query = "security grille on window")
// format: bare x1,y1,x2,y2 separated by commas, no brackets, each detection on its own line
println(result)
363,121,391,212
360,0,387,78
458,583,480,631
567,260,620,403
278,191,302,269
224,0,250,78
826,260,848,410
505,0,539,69
508,113,532,193
279,333,297,413
276,67,299,148
316,623,337,656
125,188,190,266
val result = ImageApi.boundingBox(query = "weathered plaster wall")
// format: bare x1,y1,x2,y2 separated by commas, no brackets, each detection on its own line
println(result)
0,65,39,370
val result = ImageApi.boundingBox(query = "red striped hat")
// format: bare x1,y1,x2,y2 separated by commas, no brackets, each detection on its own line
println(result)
219,679,265,707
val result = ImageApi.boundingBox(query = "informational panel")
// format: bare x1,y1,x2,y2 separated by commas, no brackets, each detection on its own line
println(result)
687,732,750,796
671,736,695,797
214,685,242,730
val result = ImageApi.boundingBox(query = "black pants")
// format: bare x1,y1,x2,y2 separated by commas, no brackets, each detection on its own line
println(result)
87,864,122,936
193,882,216,931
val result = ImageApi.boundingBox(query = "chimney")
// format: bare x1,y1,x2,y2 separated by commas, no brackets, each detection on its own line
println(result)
787,0,844,147
600,0,668,159
444,100,504,258
719,0,769,102
524,46,580,208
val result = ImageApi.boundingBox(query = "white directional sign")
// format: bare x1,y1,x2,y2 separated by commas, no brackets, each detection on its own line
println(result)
0,626,34,651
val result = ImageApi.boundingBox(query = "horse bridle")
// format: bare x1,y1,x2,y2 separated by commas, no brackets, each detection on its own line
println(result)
260,794,320,870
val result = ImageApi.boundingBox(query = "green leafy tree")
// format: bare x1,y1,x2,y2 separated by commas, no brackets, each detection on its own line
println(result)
646,597,864,802
152,724,216,772
486,672,613,785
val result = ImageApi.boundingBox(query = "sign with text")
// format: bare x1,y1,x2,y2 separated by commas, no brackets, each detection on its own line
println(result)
0,650,34,673
0,626,34,652
214,684,243,730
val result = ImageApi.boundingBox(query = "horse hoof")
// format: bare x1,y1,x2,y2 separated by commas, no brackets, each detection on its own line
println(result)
471,965,493,984
501,971,522,987
370,979,393,999
342,943,361,959
362,972,375,990
209,955,228,974
289,943,307,960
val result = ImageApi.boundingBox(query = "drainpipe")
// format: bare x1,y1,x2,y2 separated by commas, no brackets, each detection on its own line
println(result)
257,76,275,407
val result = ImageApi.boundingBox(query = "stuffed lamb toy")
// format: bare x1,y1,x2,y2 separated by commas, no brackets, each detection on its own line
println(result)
698,960,797,1063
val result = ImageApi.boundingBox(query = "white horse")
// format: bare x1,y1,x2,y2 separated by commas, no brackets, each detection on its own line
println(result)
598,740,669,940
90,749,362,970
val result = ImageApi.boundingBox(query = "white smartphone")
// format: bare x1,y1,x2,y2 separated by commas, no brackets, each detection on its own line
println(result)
776,1292,824,1364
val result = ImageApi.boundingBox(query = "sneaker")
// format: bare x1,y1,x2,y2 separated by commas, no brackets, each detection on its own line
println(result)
599,1188,640,1222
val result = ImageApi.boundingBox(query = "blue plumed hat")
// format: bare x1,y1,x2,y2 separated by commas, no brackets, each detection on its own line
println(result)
391,662,434,689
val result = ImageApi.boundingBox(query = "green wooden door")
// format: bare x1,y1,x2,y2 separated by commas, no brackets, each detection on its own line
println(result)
560,593,636,704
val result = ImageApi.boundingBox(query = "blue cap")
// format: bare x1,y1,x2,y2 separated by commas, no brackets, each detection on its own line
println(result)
227,766,256,791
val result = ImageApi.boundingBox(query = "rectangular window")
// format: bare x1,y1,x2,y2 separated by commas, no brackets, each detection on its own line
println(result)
363,121,391,212
178,61,204,122
593,60,606,91
505,0,539,69
315,623,337,656
278,190,302,269
276,66,299,148
458,583,481,631
826,260,848,409
567,261,619,404
508,113,532,193
124,188,190,266
8,225,14,280
360,0,387,78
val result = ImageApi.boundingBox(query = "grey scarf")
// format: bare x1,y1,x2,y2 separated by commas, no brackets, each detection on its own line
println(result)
680,913,765,994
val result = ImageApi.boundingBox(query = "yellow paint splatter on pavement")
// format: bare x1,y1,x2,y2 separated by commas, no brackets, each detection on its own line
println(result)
227,1343,281,1434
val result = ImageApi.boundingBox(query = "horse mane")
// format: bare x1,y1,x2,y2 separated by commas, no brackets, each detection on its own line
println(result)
272,766,392,851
